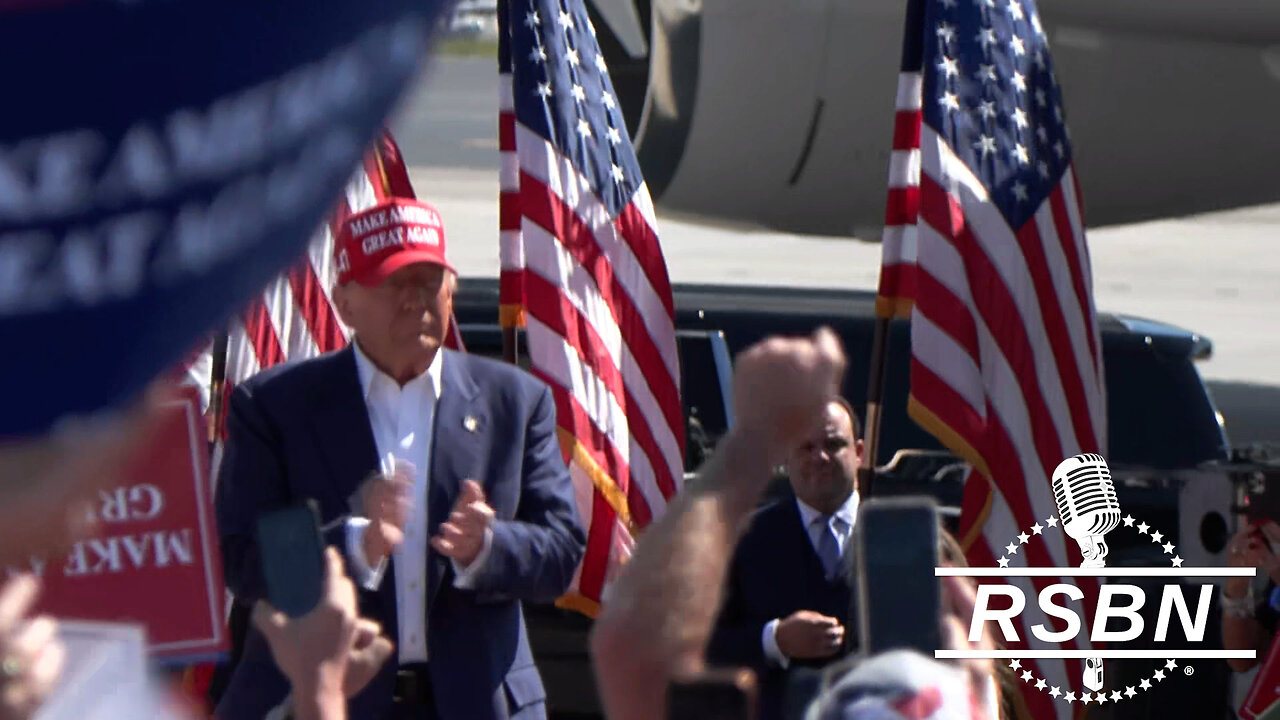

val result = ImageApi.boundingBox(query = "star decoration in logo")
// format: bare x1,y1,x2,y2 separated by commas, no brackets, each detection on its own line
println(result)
990,512,1188,706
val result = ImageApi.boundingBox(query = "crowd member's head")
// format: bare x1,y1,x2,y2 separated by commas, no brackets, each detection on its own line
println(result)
332,198,457,383
801,572,1002,720
802,650,989,720
787,397,863,515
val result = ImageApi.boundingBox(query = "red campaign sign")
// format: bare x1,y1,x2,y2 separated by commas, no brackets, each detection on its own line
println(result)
21,384,229,664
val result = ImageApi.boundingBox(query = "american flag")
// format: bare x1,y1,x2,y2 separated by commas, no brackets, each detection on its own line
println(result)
877,0,1107,718
497,0,685,614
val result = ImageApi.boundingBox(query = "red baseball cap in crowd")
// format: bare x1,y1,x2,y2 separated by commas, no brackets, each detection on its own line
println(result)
335,198,455,286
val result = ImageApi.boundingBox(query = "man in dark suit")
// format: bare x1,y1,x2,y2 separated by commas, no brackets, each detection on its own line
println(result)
213,197,586,720
706,397,864,720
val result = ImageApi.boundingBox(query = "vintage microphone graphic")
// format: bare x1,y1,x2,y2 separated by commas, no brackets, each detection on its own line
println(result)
1052,453,1122,693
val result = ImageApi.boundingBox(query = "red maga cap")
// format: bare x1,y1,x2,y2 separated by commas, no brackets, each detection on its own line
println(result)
334,198,453,286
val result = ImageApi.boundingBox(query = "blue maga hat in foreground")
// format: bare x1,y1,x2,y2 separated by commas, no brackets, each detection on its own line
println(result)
0,0,452,437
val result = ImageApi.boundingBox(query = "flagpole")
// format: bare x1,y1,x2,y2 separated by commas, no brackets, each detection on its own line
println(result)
858,316,890,498
503,327,519,365
207,331,228,444
497,0,519,369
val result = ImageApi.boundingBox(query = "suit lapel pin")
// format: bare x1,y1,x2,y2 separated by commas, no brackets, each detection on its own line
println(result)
463,415,478,432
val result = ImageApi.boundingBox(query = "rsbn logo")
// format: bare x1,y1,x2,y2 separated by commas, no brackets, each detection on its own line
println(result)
937,453,1256,706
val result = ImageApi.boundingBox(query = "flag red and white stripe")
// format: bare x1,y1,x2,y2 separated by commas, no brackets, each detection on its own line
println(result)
878,1,1108,718
498,0,685,615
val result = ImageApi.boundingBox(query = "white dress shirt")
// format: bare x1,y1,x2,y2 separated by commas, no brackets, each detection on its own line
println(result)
762,491,860,668
344,342,492,663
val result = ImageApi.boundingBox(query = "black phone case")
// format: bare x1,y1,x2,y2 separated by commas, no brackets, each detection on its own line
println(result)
256,499,327,618
852,496,941,657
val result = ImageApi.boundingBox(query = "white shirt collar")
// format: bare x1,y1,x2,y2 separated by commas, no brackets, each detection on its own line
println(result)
351,339,444,401
795,490,860,530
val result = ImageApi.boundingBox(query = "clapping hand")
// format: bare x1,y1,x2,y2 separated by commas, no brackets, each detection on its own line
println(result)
358,461,414,566
430,480,494,568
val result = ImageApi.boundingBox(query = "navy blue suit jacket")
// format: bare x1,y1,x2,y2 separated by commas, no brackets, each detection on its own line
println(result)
213,347,586,720
706,496,858,720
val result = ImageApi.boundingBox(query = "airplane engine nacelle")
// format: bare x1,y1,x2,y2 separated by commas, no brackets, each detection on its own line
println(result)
623,0,905,238
595,0,1280,238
